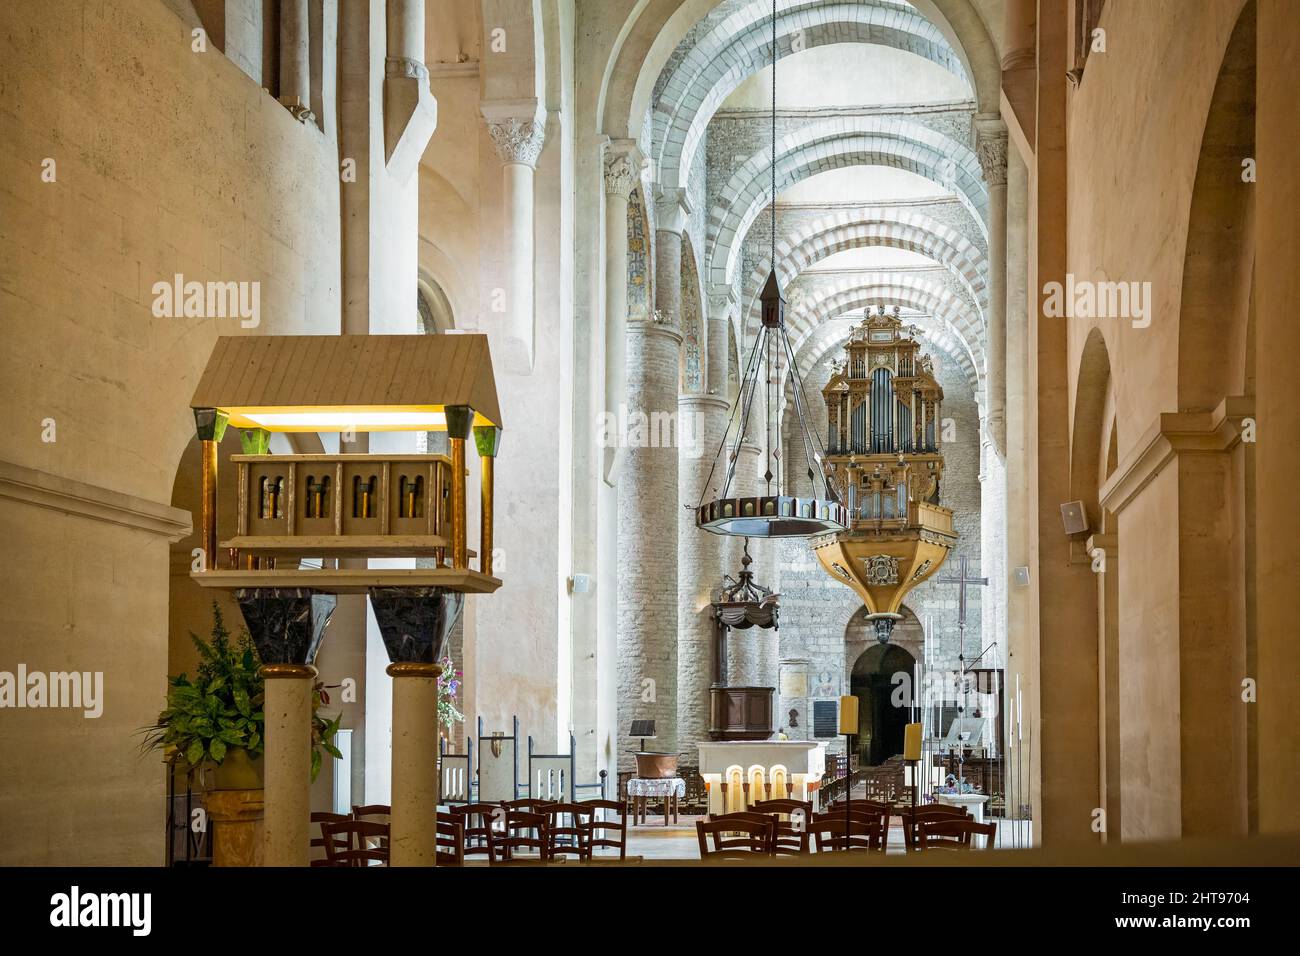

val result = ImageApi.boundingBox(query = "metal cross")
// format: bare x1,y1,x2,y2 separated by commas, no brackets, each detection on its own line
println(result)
938,554,988,630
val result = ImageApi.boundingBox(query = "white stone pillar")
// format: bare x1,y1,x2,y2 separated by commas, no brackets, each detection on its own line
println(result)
261,665,315,867
618,320,683,770
482,103,547,371
602,141,645,483
725,441,764,688
678,393,730,745
976,115,1009,457
278,0,313,123
388,662,440,866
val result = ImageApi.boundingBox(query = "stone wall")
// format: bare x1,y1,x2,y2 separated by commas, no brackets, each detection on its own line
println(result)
0,0,341,864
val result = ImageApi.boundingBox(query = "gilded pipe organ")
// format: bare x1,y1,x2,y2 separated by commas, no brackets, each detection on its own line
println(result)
812,307,958,642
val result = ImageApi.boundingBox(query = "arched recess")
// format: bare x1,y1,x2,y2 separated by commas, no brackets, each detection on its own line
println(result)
708,122,988,286
649,2,973,188
743,209,989,331
1177,0,1255,411
847,627,921,766
1071,326,1113,529
417,274,456,334
680,233,706,392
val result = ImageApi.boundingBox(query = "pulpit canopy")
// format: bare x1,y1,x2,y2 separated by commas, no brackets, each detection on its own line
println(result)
190,334,502,432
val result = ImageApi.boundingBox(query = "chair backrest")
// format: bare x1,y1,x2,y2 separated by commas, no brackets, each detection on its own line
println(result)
544,802,592,858
696,817,775,859
322,820,390,866
750,798,813,818
581,799,627,860
310,811,349,866
450,802,501,857
810,816,884,853
901,804,970,850
477,716,520,802
501,797,554,813
918,818,996,850
351,804,391,822
435,815,465,866
487,810,552,864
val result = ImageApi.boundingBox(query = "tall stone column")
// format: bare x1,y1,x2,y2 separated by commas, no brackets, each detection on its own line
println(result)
387,662,440,865
603,141,645,482
618,320,683,769
278,0,313,123
724,441,764,688
678,393,730,748
1256,0,1300,835
975,116,1008,457
482,102,547,371
238,591,337,867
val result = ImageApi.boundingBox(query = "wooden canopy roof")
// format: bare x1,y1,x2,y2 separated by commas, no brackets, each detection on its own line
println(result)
190,334,502,429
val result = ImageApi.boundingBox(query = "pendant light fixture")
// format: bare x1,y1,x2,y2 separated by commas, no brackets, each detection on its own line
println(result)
695,0,847,538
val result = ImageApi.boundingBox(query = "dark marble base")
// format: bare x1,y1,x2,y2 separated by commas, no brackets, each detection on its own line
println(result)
368,587,463,664
234,589,336,666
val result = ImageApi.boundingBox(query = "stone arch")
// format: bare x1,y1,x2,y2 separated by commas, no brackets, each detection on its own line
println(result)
679,233,706,392
787,278,982,392
743,208,989,332
417,274,456,333
602,0,1001,144
707,119,988,286
1071,326,1113,528
650,2,973,188
848,636,919,766
1177,0,1255,411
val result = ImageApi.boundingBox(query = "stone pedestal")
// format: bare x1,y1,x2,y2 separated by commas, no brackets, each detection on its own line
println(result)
206,789,265,867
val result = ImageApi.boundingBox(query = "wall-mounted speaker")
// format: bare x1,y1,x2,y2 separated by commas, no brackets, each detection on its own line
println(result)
1060,500,1090,536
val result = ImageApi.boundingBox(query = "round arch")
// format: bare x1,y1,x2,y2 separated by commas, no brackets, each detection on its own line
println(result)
650,2,972,188
742,210,989,333
707,120,988,286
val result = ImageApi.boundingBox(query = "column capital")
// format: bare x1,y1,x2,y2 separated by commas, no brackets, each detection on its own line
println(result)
604,139,647,200
707,283,736,314
481,99,547,168
653,185,692,234
973,114,1009,187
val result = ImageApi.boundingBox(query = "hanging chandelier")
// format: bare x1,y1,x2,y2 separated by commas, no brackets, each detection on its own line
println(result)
695,0,847,539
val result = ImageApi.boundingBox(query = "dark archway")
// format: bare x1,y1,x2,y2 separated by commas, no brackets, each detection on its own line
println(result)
850,643,916,766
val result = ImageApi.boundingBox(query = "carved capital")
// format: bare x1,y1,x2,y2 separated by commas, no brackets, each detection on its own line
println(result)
974,117,1009,187
654,185,692,234
385,56,429,80
604,140,646,200
486,118,547,168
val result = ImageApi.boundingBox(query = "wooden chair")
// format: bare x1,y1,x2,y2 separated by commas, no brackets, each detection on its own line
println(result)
436,815,465,867
544,802,591,859
487,810,552,864
351,803,391,822
310,811,349,867
451,802,500,858
501,797,554,813
810,816,884,853
918,818,997,851
581,799,627,861
696,817,775,859
900,804,970,851
322,820,389,867
750,799,813,855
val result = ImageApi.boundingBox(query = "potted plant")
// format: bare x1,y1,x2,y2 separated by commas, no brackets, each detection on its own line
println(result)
141,603,342,788
437,655,464,742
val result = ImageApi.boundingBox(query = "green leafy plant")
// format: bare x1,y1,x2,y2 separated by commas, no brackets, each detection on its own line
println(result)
141,603,340,781
437,655,464,730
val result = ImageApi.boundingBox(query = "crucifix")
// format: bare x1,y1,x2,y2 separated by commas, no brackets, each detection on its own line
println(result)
938,554,988,789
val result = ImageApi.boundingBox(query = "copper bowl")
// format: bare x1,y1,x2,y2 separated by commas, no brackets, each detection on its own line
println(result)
634,752,679,779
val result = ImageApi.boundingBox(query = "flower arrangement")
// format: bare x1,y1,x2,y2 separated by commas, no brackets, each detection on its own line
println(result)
437,655,464,730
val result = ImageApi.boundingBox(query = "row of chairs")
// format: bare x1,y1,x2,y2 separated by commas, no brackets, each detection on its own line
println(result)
696,798,996,858
311,799,627,866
